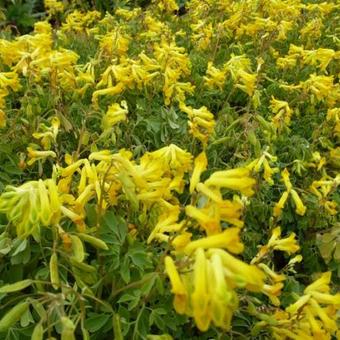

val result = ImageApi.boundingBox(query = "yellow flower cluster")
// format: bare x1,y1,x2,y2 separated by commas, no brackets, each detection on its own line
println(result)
0,179,61,238
44,0,64,16
269,273,340,339
165,238,265,331
204,54,257,97
0,72,21,127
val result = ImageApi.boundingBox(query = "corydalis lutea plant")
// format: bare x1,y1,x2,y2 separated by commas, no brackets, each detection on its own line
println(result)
0,0,339,338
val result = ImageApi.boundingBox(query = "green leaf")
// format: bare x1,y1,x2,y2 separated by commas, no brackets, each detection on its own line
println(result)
84,314,111,333
102,211,127,244
140,273,157,296
11,239,28,256
128,243,152,270
120,256,131,284
334,242,340,262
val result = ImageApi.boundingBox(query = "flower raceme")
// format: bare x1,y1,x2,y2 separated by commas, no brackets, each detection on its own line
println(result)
261,272,340,339
180,103,216,144
251,227,301,306
165,246,265,331
0,179,61,238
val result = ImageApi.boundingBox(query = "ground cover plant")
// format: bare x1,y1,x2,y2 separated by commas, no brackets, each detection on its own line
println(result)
0,0,339,339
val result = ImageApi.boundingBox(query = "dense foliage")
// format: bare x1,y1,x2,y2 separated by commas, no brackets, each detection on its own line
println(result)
0,0,339,339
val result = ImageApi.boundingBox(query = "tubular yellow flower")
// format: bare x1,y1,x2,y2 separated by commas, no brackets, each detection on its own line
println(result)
270,97,293,128
209,253,238,330
191,248,210,331
305,306,323,336
27,147,56,166
263,159,277,185
101,101,128,131
286,294,311,314
262,283,285,306
183,228,244,255
147,207,181,244
281,168,292,191
310,292,340,305
287,255,303,266
211,249,265,292
267,227,300,254
290,189,307,216
0,108,6,128
189,152,208,193
309,298,337,331
208,167,251,179
172,232,192,251
204,62,226,90
304,272,331,294
205,169,256,196
196,183,222,203
205,176,256,196
185,204,220,235
164,256,188,314
0,179,62,237
61,159,84,177
258,263,286,282
273,191,289,217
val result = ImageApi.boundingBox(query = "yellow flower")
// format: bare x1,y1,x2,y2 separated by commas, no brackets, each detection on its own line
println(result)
185,204,220,235
281,168,292,191
309,299,337,331
287,254,303,267
290,189,306,216
180,104,216,144
301,74,334,102
270,97,293,128
147,207,183,244
304,272,331,294
164,256,188,314
27,147,56,166
101,101,128,131
286,294,311,314
224,54,257,96
44,0,64,15
209,253,238,330
183,228,244,255
205,168,256,196
0,179,61,237
262,159,278,185
211,249,265,292
235,70,257,96
172,232,192,251
92,83,125,106
274,169,307,217
262,283,285,306
190,152,208,193
204,62,226,90
196,183,222,203
156,0,178,13
191,248,210,331
258,263,286,283
267,227,300,254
